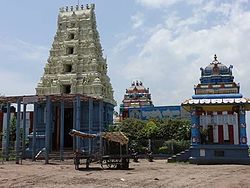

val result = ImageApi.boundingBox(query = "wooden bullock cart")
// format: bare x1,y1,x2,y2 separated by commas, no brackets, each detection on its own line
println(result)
69,129,130,170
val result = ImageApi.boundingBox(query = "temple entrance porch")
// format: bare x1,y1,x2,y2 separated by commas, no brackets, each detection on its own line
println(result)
0,94,114,164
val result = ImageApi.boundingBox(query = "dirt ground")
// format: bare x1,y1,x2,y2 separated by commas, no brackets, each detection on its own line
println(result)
1,159,250,188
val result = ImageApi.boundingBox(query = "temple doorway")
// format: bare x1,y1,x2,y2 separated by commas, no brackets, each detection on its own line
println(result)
64,108,73,148
52,107,73,151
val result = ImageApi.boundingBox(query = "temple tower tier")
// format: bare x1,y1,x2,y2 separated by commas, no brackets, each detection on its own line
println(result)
36,4,116,106
182,55,250,164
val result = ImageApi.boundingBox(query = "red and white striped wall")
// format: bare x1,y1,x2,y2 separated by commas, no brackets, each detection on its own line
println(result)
199,111,239,145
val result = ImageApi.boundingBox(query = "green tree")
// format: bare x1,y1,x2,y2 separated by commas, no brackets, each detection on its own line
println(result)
176,120,191,141
141,121,159,139
10,116,17,145
114,118,191,154
158,119,178,140
158,119,191,141
118,118,146,140
8,116,24,148
117,118,191,141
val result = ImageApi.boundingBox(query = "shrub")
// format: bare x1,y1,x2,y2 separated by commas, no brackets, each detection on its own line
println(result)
158,146,169,154
163,140,190,154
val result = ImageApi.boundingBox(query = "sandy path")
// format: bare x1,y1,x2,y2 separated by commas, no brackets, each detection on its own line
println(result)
1,159,250,188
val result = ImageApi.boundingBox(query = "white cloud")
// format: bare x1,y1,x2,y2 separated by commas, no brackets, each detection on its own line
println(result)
136,0,181,8
0,37,48,62
120,1,250,106
111,35,137,54
0,37,48,95
131,12,145,29
136,0,205,8
16,39,48,61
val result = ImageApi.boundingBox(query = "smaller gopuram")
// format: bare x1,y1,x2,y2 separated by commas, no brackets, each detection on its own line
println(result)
120,81,189,120
119,80,153,119
182,55,250,164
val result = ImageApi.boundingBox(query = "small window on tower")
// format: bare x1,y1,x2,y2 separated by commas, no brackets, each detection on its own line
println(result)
63,85,71,94
66,47,74,55
69,33,75,40
64,64,72,73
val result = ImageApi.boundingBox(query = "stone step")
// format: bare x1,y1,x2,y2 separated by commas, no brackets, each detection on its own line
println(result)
167,157,176,163
167,149,190,163
36,149,75,160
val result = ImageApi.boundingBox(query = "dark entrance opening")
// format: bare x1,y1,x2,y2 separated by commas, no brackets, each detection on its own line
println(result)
63,85,71,94
64,108,73,148
64,64,72,73
52,106,74,151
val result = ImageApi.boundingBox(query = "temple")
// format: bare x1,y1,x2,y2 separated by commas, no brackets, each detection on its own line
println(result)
182,55,250,164
120,80,153,119
120,80,189,120
0,4,115,163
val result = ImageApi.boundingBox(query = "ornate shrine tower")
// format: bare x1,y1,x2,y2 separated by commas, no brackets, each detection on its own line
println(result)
36,4,116,106
182,55,250,164
120,80,153,119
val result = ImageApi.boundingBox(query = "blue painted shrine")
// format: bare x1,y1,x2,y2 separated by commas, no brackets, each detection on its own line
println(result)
182,55,250,164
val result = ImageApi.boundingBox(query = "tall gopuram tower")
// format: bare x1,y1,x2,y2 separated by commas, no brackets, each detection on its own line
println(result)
0,4,116,162
36,4,115,106
182,55,250,164
120,80,153,119
24,4,116,159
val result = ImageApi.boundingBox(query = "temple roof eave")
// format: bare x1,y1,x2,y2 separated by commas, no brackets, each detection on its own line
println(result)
181,97,250,111
0,94,116,105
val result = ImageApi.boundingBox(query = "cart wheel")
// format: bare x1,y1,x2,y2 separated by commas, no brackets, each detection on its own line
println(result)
106,158,111,168
106,159,117,169
100,159,105,169
74,158,80,170
122,158,129,169
86,158,90,169
75,164,79,170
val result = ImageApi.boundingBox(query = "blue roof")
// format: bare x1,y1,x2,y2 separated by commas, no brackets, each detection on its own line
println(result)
192,93,242,99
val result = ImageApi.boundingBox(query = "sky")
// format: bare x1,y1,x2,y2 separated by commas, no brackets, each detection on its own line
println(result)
1,1,250,123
